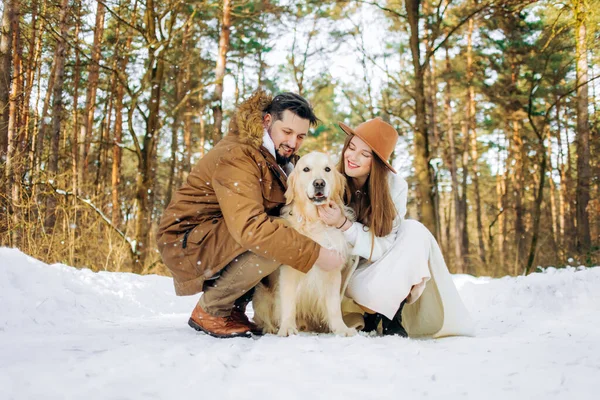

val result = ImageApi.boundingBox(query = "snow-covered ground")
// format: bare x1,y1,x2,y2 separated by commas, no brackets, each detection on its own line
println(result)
1,248,599,400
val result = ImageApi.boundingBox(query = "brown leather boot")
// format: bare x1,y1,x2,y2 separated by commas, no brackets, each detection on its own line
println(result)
188,303,251,338
231,308,262,336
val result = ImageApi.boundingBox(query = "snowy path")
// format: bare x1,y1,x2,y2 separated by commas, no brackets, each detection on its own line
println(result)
1,248,599,400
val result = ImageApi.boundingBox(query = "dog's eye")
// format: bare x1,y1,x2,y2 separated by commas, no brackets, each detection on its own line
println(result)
303,167,310,172
325,167,331,172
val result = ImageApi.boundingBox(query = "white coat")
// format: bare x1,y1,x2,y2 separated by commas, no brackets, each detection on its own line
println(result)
340,172,475,338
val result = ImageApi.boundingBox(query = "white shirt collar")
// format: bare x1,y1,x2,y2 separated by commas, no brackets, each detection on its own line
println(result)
262,129,277,159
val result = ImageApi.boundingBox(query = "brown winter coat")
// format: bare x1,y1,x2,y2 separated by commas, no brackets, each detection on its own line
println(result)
157,90,321,296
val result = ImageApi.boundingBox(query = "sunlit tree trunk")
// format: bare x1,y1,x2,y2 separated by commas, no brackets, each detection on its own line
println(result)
23,0,45,169
444,48,465,273
212,0,232,143
510,118,525,274
82,1,105,188
573,0,591,254
111,0,138,226
496,135,507,274
465,17,486,264
405,0,438,237
0,0,14,161
71,2,82,196
547,128,558,249
199,106,206,158
46,0,70,230
5,0,22,244
133,1,177,272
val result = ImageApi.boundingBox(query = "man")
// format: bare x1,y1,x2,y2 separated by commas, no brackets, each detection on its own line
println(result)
157,90,344,338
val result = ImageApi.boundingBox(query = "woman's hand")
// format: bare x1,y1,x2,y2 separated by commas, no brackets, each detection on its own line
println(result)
318,201,345,227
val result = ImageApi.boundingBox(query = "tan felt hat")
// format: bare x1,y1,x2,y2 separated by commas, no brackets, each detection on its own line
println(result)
338,117,399,174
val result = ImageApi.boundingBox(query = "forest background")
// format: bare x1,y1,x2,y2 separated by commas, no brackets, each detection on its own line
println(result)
0,0,598,277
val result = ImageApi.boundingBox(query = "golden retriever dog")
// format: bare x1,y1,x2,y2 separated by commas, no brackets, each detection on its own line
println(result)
252,152,357,337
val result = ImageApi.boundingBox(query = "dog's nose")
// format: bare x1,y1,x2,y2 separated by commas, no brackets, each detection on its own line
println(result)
313,179,326,189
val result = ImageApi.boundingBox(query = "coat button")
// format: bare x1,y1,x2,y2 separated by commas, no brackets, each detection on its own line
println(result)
212,219,218,224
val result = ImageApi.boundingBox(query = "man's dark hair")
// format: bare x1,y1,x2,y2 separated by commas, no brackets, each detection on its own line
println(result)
263,92,320,127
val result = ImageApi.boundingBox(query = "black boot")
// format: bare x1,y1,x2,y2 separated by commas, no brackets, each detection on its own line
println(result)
362,312,382,333
381,300,408,337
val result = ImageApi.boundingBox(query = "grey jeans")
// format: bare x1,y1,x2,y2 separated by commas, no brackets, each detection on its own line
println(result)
198,251,281,316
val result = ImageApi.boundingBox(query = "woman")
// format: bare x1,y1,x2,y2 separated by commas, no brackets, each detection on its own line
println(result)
318,118,475,338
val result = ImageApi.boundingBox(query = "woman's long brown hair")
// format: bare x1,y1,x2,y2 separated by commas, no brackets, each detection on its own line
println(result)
338,135,397,255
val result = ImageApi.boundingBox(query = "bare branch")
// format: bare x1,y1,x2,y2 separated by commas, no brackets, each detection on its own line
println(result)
97,0,148,43
346,0,407,19
425,1,499,67
40,181,136,257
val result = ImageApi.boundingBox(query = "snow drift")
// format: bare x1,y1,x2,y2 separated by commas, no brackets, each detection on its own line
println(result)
1,247,599,400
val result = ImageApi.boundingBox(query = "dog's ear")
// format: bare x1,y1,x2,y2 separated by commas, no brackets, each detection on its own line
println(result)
332,168,347,209
285,169,297,205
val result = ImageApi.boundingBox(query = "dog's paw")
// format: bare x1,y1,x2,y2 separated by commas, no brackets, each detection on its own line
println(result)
263,326,278,335
333,327,358,337
277,325,299,337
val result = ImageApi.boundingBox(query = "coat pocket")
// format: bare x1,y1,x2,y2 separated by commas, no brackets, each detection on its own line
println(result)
261,178,286,209
183,220,214,248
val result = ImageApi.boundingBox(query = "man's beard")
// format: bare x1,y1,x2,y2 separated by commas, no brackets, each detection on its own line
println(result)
275,146,294,166
266,125,295,166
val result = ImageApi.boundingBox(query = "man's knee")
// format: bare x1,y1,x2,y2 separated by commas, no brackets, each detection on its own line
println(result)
237,251,280,273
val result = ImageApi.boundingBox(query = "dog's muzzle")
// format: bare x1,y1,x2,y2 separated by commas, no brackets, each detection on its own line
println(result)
310,179,327,203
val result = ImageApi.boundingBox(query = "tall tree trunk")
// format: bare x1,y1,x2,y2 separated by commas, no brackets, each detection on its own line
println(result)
166,114,180,207
182,109,192,175
562,117,577,253
27,0,47,181
212,0,232,143
199,105,206,157
426,59,439,148
166,25,190,206
547,127,558,249
72,2,82,196
35,50,59,181
133,0,174,272
511,117,525,274
22,0,44,159
555,96,565,254
424,10,441,244
46,0,70,229
525,126,548,275
405,0,438,236
95,91,113,198
574,1,591,254
460,121,470,266
423,0,438,150
82,1,106,188
6,0,21,244
111,84,124,225
444,47,465,273
0,0,14,161
111,0,138,226
496,132,507,273
465,17,486,264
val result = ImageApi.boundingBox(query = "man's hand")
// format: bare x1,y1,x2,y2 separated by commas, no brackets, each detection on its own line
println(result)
315,247,345,272
317,201,345,227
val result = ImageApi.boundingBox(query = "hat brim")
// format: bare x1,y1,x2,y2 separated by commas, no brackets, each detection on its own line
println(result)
338,122,397,174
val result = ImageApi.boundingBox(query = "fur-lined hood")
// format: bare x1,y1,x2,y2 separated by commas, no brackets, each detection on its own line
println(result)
228,89,273,149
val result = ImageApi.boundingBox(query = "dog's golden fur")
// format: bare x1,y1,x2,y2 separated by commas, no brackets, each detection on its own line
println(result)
252,152,357,336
